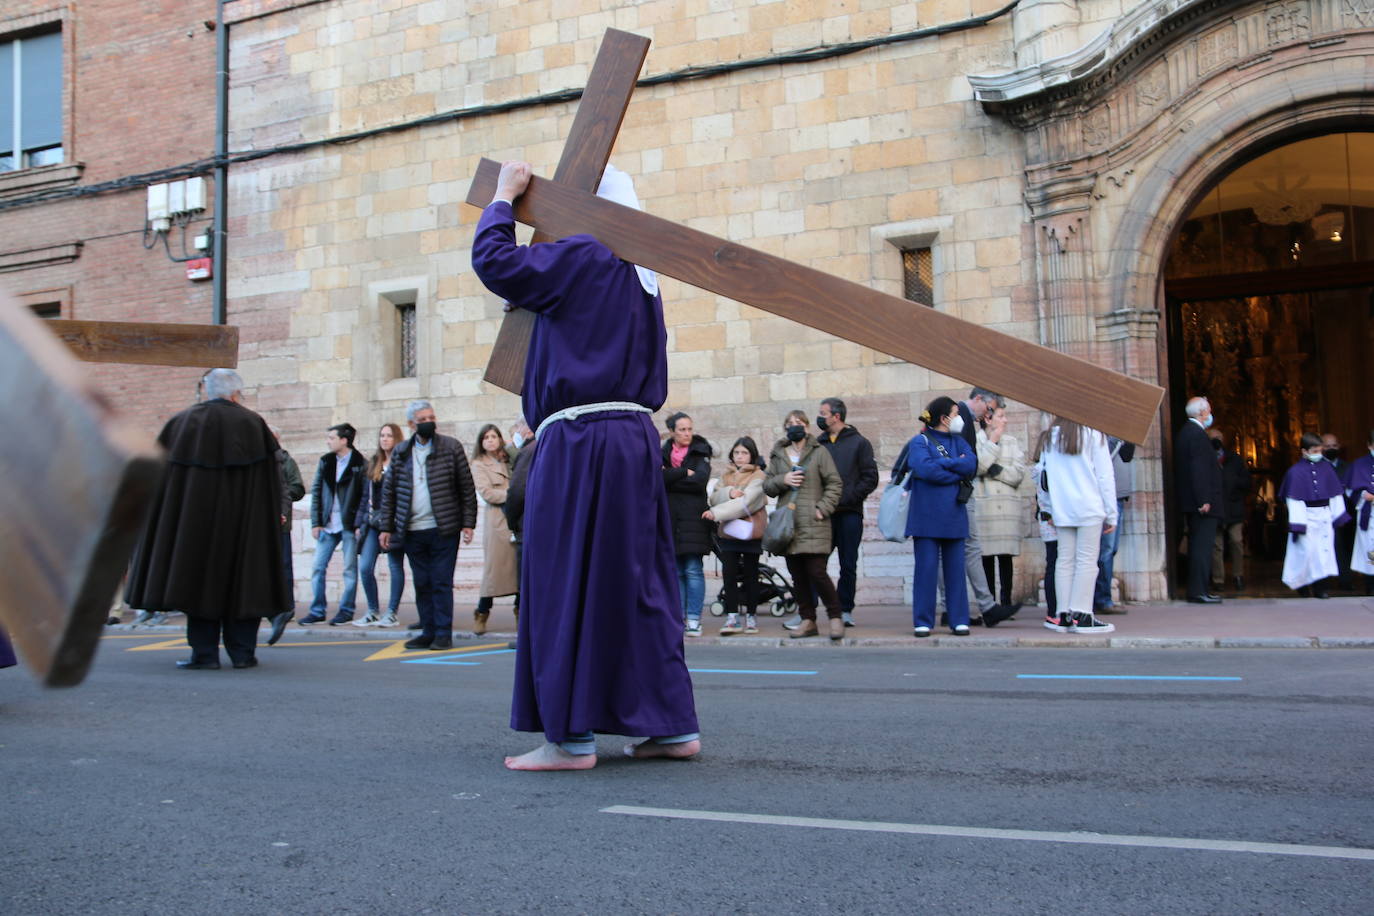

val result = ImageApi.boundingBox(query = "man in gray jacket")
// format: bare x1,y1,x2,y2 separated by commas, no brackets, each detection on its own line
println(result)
379,401,477,650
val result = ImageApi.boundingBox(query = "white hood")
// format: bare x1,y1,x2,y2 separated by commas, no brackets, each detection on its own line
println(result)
596,164,658,297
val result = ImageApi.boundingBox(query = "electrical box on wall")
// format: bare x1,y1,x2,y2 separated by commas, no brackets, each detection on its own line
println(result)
186,258,212,281
147,178,209,231
185,177,207,212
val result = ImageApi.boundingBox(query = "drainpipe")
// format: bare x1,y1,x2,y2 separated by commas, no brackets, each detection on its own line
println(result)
211,0,228,325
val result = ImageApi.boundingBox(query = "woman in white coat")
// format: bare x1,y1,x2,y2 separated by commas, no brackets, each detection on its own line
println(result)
1036,417,1117,634
974,403,1027,607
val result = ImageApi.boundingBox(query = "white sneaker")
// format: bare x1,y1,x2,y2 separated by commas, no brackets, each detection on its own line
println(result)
744,615,759,634
913,626,932,638
842,611,855,628
378,613,399,628
684,618,702,637
719,614,742,635
351,615,380,628
781,613,803,631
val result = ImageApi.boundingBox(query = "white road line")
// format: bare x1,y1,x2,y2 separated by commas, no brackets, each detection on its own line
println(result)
601,806,1374,862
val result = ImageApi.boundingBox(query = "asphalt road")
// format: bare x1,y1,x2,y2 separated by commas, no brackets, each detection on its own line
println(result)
3,636,1373,914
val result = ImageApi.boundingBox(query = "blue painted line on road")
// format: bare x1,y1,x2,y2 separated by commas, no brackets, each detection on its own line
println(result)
1017,675,1242,681
401,648,516,666
402,658,482,665
688,668,818,676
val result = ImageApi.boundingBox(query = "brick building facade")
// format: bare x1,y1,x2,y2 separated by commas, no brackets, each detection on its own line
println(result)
0,0,220,432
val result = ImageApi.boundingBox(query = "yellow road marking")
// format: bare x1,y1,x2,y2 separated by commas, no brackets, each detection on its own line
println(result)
364,640,512,662
125,638,187,652
101,634,176,640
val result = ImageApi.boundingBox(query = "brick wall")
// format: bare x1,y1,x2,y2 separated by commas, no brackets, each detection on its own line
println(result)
0,0,220,437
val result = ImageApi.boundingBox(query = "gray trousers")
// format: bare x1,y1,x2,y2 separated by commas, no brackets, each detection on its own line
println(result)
936,495,997,615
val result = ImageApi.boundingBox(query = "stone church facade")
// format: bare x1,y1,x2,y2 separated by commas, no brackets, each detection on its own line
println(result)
208,0,1374,604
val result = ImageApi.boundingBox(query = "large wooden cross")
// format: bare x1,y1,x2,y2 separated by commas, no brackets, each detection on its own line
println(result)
476,30,1164,444
0,302,238,686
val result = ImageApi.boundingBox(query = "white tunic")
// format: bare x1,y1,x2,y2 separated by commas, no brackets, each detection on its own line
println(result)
1282,497,1343,590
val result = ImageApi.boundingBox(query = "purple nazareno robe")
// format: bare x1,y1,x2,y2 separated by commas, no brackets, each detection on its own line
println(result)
0,626,16,669
471,200,698,743
1344,454,1374,530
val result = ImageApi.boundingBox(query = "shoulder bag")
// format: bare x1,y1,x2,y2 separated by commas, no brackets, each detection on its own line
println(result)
877,452,910,542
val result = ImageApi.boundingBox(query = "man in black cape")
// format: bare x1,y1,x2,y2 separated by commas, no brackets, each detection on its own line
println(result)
125,368,289,669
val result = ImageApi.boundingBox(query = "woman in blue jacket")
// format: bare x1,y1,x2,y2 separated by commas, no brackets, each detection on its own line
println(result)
905,397,978,636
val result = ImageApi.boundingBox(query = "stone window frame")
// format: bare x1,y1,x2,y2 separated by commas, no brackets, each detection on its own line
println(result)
870,216,952,306
0,7,80,199
365,277,430,402
16,284,69,318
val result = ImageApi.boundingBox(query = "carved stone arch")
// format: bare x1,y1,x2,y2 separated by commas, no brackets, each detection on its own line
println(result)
1107,86,1374,325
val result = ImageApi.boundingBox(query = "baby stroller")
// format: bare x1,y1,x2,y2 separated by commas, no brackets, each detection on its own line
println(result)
706,545,796,617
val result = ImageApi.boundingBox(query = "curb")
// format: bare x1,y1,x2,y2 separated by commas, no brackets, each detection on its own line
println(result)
105,624,1374,649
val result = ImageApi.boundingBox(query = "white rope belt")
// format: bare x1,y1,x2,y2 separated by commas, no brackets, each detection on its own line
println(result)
535,401,652,440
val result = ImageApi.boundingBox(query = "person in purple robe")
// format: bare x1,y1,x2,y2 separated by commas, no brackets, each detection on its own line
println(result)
471,160,700,771
0,626,17,670
1342,429,1374,594
1279,433,1351,595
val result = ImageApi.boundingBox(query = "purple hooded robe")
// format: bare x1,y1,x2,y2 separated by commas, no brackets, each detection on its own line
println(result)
471,200,698,743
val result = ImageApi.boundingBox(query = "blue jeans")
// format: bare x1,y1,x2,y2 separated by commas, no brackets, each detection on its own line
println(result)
404,528,459,638
309,529,358,617
676,554,705,622
1093,498,1126,609
357,526,405,616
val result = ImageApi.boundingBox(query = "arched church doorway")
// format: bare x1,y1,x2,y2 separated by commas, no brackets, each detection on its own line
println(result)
1163,132,1374,597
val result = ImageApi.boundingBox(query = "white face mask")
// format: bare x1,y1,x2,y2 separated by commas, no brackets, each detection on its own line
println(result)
512,433,525,449
947,414,965,435
1305,451,1323,463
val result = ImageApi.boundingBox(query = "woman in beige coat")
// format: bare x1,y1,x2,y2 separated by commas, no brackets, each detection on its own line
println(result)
763,409,843,640
471,423,519,635
974,404,1028,606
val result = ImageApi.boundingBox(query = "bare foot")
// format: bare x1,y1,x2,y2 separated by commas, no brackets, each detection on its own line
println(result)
623,738,702,760
503,742,597,771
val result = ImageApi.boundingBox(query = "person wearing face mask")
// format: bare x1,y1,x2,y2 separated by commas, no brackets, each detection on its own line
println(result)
807,397,878,630
1321,432,1355,592
1207,428,1251,595
905,397,978,636
948,387,1018,626
1342,429,1374,595
377,400,477,650
1280,433,1351,596
764,410,844,639
1175,396,1224,604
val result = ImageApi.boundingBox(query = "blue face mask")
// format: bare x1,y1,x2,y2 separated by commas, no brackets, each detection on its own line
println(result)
1305,452,1323,463
1202,414,1214,429
512,433,525,449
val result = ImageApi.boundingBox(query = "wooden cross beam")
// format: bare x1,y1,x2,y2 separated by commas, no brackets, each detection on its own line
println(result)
482,28,650,393
0,295,165,686
466,160,1164,443
47,319,239,368
475,29,1163,440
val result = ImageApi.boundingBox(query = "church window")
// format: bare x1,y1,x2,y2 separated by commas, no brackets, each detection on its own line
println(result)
902,247,934,307
397,301,416,378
